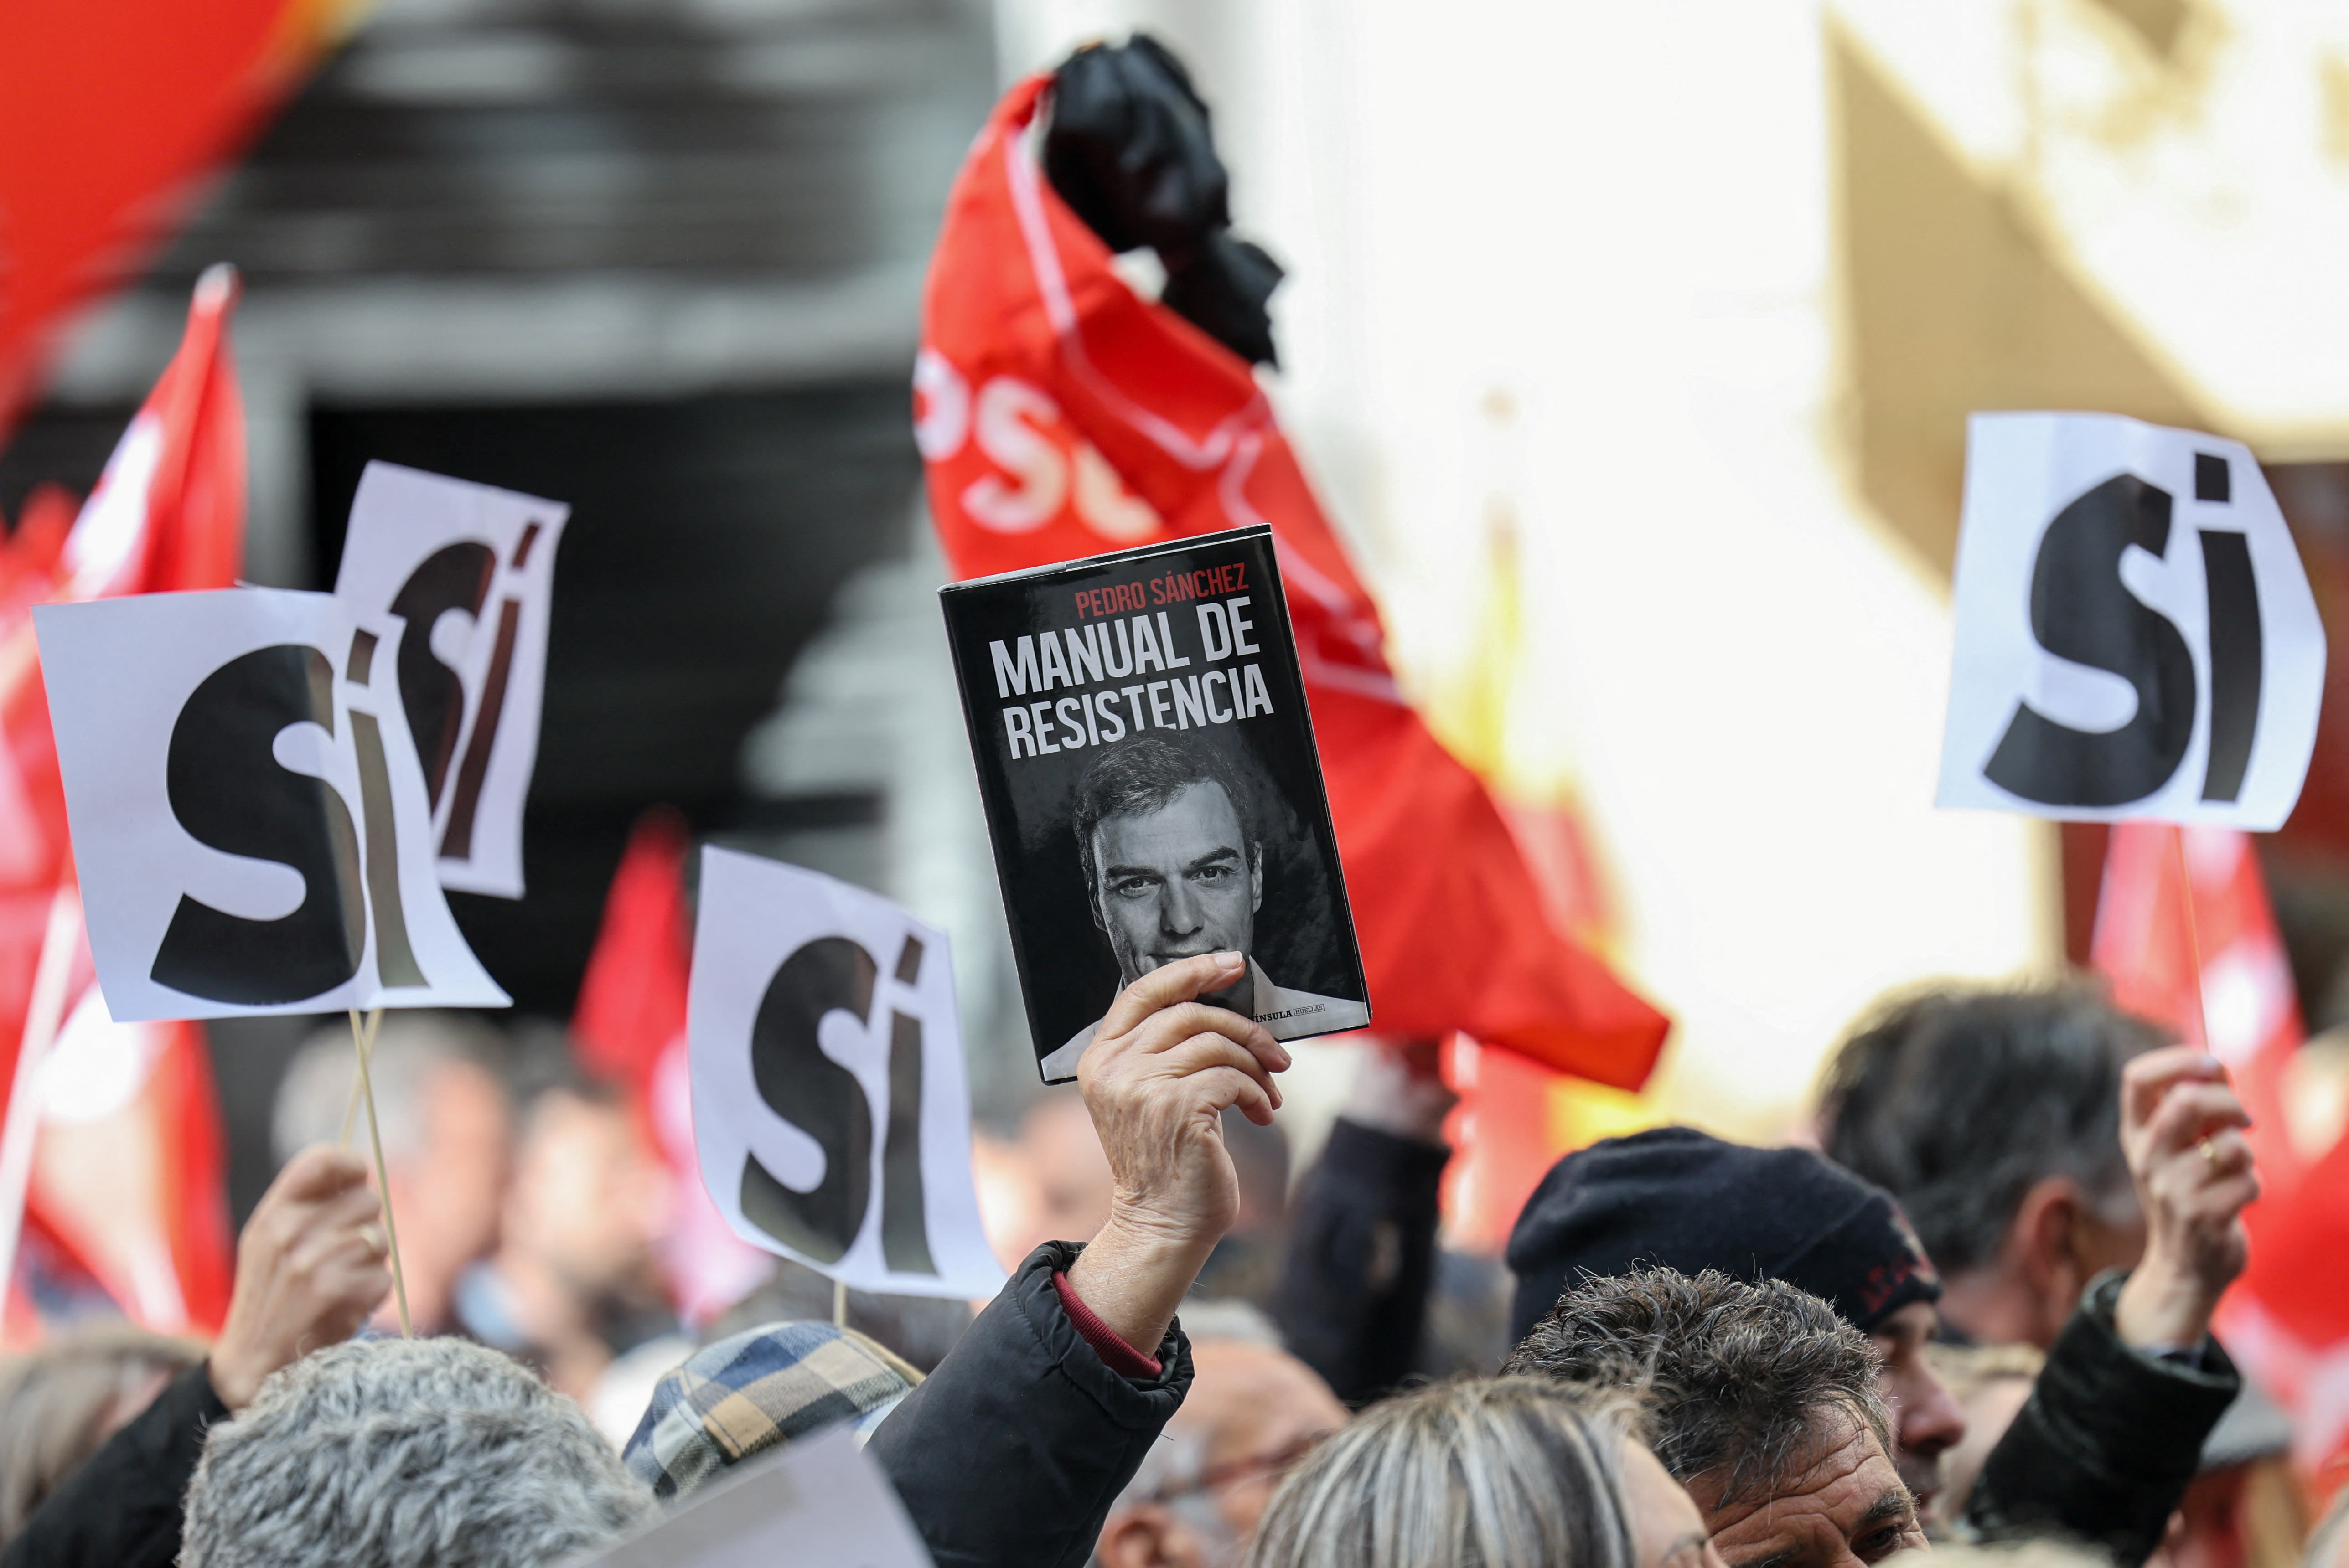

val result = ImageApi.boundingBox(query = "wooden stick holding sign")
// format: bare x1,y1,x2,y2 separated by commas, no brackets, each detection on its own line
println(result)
347,1007,411,1337
687,848,1004,1303
337,1007,385,1147
33,586,509,1337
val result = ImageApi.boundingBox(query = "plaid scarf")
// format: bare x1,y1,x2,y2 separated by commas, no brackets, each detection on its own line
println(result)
623,1321,921,1501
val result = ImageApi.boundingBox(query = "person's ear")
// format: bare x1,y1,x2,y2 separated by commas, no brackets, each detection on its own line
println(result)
1249,843,1263,911
2011,1175,2089,1335
1094,1504,1194,1568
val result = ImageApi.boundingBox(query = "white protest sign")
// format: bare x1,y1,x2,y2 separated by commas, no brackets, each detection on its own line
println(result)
34,588,508,1020
689,848,1002,1300
333,460,567,898
566,1426,931,1568
1938,413,2325,829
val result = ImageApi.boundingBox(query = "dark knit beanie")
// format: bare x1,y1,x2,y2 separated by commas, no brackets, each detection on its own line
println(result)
1505,1125,1941,1346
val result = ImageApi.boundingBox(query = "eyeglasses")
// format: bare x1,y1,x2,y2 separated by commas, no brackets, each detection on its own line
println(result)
1149,1430,1332,1504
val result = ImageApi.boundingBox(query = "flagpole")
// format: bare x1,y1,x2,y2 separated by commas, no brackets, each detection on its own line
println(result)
0,883,86,1306
2173,825,2214,1051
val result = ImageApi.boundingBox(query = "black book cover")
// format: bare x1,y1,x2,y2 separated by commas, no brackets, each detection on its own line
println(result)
940,525,1371,1083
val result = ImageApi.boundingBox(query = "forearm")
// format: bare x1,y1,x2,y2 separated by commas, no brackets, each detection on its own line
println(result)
1273,1117,1449,1403
870,1243,1191,1568
1964,1271,2238,1567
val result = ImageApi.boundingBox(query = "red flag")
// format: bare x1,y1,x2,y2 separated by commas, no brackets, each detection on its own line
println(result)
572,809,768,1326
572,808,696,1094
2091,822,2349,1486
917,76,1669,1087
0,268,247,1333
0,0,351,437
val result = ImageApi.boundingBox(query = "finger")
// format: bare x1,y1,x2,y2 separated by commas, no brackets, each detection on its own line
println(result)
1129,1001,1287,1072
1155,1042,1287,1112
264,1145,377,1208
2146,1082,2253,1158
316,1259,394,1327
1177,1061,1279,1127
1097,953,1250,1040
2124,1047,2228,1131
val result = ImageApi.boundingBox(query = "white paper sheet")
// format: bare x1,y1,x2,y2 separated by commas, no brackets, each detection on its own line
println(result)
1937,413,2325,828
333,461,568,898
688,848,1003,1300
564,1426,932,1568
34,588,508,1020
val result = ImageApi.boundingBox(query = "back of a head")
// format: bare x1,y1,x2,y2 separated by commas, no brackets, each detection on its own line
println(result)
1503,1267,1890,1507
0,1323,202,1544
1817,985,2161,1273
182,1337,653,1568
1503,1125,1940,1346
1243,1379,1642,1568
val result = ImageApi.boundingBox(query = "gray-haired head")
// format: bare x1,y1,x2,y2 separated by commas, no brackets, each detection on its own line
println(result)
181,1337,653,1568
1502,1267,1891,1509
1817,983,2161,1274
272,1011,506,1166
1242,1378,1644,1568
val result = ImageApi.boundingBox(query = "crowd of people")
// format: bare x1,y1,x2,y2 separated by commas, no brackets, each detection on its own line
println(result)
0,949,2316,1568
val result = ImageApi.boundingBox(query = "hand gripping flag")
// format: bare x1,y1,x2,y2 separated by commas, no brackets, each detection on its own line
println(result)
2095,822,2349,1489
916,70,1669,1085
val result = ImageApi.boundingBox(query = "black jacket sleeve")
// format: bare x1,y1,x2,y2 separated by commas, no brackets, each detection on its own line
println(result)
1,1359,229,1568
1965,1270,2240,1567
867,1241,1193,1568
1272,1117,1450,1405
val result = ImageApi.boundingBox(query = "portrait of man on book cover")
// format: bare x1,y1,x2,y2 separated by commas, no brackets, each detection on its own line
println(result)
1040,734,1368,1079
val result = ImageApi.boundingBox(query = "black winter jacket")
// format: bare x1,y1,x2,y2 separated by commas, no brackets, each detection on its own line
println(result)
868,1240,1194,1568
1964,1269,2241,1565
0,1359,227,1568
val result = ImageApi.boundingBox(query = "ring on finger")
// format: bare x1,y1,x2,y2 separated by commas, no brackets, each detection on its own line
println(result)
358,1222,383,1255
2199,1136,2220,1170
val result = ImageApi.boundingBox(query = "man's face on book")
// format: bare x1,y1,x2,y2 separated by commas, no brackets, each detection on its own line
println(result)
1088,780,1262,985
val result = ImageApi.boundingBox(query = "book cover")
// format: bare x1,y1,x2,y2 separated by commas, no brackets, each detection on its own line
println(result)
940,525,1371,1082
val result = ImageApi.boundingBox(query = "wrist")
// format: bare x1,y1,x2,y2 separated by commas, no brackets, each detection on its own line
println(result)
1068,1211,1217,1354
2113,1256,2215,1351
207,1349,262,1411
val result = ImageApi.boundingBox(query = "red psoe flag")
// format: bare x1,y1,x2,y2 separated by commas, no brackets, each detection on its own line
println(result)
2091,822,2349,1485
0,268,248,1333
918,76,1670,1086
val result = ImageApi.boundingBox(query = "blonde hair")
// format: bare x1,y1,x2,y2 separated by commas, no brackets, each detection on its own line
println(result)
1244,1379,1644,1568
0,1321,203,1544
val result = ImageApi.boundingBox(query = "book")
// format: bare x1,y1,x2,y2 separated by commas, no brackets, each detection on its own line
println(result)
940,524,1371,1083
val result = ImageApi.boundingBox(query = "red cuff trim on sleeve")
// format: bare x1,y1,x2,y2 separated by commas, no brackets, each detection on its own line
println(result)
1052,1269,1164,1379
